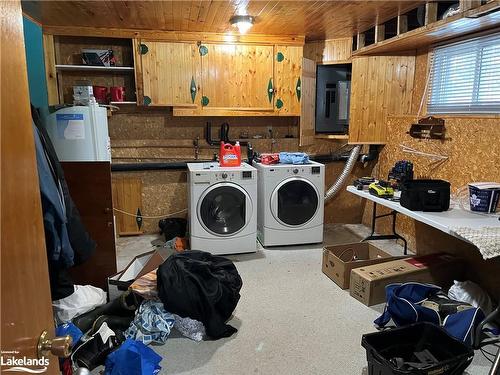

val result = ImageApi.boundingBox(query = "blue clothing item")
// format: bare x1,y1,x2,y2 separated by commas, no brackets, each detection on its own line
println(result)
375,282,485,346
55,322,83,347
279,152,310,165
125,300,175,345
105,339,162,375
33,123,74,267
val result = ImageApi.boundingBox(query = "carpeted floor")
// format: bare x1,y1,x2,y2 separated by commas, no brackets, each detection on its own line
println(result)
116,224,494,375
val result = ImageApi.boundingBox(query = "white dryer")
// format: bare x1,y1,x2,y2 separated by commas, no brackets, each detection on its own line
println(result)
253,161,325,247
188,162,257,255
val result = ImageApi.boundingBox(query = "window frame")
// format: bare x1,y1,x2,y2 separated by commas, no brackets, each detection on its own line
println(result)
426,31,500,115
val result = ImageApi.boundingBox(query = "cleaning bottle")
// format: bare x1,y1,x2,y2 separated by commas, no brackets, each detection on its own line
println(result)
219,141,241,167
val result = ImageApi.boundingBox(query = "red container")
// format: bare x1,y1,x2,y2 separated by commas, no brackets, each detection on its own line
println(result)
93,85,108,104
219,142,241,167
110,86,126,102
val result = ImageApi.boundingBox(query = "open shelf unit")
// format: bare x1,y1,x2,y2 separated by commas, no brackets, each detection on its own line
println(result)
55,65,134,72
353,2,500,56
48,36,137,105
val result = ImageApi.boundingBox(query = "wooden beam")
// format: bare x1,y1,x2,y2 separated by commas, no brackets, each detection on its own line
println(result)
357,32,366,49
41,25,305,46
460,0,482,11
375,24,386,42
42,34,59,105
425,2,438,25
397,15,408,35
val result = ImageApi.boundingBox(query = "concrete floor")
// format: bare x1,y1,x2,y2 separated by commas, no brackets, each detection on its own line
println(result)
116,224,494,375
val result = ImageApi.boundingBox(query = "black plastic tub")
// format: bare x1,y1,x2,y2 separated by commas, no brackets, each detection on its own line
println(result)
361,322,474,375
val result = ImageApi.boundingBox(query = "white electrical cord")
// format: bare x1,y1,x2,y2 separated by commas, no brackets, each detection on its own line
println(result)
113,207,187,219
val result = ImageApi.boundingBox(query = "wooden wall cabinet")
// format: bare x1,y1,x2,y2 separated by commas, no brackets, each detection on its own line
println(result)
274,45,303,116
139,41,200,107
348,55,416,144
199,44,275,111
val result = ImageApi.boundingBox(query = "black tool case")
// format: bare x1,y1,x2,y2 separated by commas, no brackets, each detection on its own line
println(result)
400,179,450,212
361,322,474,375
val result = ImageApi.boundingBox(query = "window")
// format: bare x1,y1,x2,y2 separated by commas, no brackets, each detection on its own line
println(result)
427,32,500,114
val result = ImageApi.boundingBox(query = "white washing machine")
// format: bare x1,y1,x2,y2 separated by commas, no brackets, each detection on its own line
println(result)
188,162,257,255
253,161,325,247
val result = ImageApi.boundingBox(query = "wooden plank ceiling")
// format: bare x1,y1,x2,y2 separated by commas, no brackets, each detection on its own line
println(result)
22,1,425,40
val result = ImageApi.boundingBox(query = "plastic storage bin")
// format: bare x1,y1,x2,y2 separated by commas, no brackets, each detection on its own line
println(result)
362,322,474,375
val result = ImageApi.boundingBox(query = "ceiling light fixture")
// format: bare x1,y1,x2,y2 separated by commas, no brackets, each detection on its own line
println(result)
230,15,254,34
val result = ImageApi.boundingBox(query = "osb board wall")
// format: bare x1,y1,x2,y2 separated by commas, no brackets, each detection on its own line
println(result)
362,114,500,296
109,108,374,232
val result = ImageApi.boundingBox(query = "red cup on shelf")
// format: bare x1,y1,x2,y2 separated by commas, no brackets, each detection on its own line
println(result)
110,86,126,102
93,85,108,104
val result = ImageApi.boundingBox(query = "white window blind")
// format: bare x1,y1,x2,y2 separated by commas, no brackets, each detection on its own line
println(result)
427,32,500,114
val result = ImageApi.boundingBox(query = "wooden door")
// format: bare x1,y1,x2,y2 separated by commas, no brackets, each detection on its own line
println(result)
200,44,274,111
62,162,117,290
1,1,59,373
141,41,201,106
112,177,144,236
348,55,415,144
299,58,317,146
275,46,303,116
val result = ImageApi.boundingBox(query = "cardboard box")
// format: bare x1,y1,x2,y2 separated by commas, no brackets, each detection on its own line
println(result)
107,247,170,300
322,242,400,289
350,253,464,306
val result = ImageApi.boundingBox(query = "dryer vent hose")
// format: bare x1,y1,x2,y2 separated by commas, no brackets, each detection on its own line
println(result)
324,145,362,202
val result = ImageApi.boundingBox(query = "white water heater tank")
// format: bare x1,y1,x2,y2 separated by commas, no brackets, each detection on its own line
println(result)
45,103,111,162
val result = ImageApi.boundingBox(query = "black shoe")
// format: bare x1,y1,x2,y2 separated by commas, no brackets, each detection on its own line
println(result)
90,315,134,336
71,323,125,371
72,291,139,333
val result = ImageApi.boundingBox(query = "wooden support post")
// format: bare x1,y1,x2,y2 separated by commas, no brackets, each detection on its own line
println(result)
425,2,438,25
357,32,366,49
42,34,59,105
397,15,408,35
375,24,385,43
460,0,482,11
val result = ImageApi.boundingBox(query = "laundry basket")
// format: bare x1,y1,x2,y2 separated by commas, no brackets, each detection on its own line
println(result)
362,322,474,375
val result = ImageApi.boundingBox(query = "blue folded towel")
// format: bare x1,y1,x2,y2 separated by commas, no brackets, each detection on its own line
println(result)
279,152,310,165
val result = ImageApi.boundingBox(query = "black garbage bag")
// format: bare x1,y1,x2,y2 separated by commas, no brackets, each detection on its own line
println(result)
158,218,187,241
157,250,242,340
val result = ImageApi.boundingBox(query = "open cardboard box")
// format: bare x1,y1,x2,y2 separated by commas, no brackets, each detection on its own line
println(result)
322,242,402,289
107,247,170,300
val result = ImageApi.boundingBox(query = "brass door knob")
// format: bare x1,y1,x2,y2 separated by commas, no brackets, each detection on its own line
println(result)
37,330,72,359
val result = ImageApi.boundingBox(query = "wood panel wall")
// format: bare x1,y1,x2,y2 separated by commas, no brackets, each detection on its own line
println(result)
303,38,352,63
348,54,416,144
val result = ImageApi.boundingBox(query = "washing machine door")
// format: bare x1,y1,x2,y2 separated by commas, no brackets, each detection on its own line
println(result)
197,182,252,236
270,177,319,227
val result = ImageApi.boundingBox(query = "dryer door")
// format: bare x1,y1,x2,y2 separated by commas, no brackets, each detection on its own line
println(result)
198,182,252,236
270,177,319,227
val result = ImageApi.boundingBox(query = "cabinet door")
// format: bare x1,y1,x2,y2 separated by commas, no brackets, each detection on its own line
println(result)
141,41,200,106
275,46,303,116
348,55,415,144
200,44,274,111
299,58,317,146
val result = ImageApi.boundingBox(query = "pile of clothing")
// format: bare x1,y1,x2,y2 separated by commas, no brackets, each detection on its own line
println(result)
57,250,242,375
259,152,310,165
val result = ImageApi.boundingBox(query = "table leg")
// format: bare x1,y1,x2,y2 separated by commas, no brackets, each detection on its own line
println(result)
362,202,409,255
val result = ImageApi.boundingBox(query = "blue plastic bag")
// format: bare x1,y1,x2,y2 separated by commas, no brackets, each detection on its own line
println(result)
55,322,83,347
105,339,162,375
